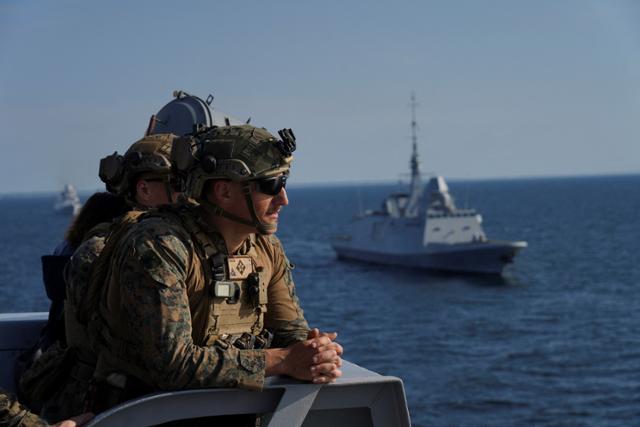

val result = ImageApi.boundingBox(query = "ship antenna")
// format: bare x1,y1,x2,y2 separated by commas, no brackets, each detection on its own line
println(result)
410,92,420,180
406,91,423,217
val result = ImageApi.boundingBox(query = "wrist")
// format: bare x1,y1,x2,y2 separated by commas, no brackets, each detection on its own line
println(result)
265,347,288,377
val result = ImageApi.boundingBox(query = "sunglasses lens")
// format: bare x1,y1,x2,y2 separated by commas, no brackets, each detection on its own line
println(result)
255,175,287,195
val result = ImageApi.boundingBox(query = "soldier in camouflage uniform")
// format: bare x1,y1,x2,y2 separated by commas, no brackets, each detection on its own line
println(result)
20,134,181,423
66,133,181,368
0,389,92,427
90,125,342,419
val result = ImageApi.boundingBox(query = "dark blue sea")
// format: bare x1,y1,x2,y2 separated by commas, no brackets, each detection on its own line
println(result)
1,175,639,427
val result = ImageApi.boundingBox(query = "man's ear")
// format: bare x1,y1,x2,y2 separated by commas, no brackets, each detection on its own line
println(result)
136,180,151,203
212,180,232,204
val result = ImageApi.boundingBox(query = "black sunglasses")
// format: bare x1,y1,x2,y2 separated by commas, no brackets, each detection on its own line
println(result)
253,175,287,196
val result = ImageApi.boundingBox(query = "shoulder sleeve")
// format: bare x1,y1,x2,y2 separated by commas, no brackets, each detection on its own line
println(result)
113,219,265,391
263,235,310,348
66,235,106,308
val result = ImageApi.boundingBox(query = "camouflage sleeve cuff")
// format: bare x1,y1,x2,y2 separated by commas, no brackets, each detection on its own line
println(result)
213,347,266,391
237,349,266,391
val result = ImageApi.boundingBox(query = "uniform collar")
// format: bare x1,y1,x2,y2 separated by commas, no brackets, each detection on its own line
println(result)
236,234,257,256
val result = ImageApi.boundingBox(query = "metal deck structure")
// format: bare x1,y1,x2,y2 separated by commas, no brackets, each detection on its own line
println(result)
0,312,411,426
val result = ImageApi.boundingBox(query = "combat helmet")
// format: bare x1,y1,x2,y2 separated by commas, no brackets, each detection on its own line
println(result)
172,124,296,234
99,133,177,205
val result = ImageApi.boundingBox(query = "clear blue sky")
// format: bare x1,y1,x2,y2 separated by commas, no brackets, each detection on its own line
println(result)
1,0,639,194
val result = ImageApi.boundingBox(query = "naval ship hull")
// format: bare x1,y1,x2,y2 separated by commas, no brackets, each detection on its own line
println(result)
333,240,526,274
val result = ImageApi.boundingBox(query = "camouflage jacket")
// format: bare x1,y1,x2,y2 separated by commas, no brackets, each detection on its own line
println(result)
0,389,47,427
28,215,144,423
65,228,109,363
94,204,309,393
66,211,147,359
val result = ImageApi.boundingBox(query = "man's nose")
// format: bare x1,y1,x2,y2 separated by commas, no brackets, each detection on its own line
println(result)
276,187,289,206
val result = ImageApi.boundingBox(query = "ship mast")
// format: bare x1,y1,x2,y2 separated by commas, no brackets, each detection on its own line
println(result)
406,92,423,217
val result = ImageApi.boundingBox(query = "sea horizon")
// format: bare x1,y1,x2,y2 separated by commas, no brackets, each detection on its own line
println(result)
1,171,639,198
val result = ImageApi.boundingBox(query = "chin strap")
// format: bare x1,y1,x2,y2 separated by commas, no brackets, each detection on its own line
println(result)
163,179,174,205
201,182,276,235
241,182,277,235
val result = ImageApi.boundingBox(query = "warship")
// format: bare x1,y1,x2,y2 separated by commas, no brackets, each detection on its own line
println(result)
53,184,81,216
331,95,527,274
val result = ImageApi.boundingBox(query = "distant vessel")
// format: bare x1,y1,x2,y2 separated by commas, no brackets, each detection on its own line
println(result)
54,184,81,216
331,95,527,274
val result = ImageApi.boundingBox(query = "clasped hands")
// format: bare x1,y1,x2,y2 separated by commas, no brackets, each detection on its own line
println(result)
305,327,343,384
265,327,343,384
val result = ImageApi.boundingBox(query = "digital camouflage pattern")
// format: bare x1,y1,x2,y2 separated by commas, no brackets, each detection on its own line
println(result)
93,203,309,400
39,229,109,421
20,215,149,423
0,389,47,427
39,212,149,422
65,228,109,358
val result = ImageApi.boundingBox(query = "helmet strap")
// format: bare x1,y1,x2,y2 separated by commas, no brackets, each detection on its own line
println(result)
200,198,256,228
163,179,174,205
241,183,277,235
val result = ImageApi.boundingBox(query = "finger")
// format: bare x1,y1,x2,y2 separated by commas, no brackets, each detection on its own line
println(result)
312,375,335,384
328,367,342,379
312,349,337,364
312,372,340,384
307,328,320,339
312,375,327,384
311,362,338,376
70,412,94,427
316,342,343,356
55,413,95,427
309,335,333,349
319,331,338,340
321,355,342,367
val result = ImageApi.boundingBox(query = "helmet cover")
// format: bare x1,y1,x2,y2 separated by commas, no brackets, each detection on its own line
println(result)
99,133,175,200
172,125,295,200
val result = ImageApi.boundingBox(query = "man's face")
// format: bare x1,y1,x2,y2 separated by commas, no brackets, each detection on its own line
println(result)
218,177,289,234
135,177,181,207
250,180,289,233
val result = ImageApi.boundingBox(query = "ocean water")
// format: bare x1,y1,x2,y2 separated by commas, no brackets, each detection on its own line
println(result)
1,175,639,426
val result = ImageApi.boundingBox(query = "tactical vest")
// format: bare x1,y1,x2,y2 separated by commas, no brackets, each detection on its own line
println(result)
173,205,268,346
89,204,269,387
